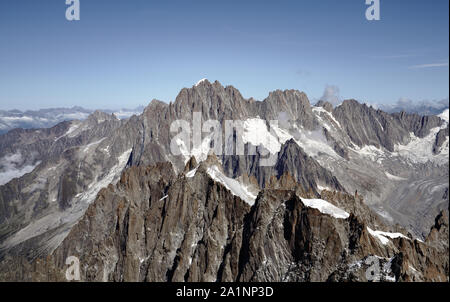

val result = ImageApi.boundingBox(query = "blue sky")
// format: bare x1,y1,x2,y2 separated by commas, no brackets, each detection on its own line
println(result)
0,0,448,110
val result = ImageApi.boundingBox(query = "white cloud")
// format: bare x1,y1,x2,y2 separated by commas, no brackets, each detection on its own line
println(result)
320,85,341,106
0,153,40,185
373,97,449,115
409,62,449,69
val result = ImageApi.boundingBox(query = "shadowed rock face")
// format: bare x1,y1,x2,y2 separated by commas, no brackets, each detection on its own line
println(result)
332,100,443,152
392,111,443,138
0,80,448,282
0,159,447,282
220,139,344,194
274,139,344,192
433,126,449,154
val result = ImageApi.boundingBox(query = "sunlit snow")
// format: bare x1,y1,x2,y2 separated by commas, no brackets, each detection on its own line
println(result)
207,165,257,206
367,227,408,245
300,198,350,219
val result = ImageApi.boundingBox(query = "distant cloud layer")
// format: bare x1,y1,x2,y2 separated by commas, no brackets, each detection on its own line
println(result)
0,153,40,186
0,106,144,135
314,84,448,116
409,62,449,69
374,98,449,116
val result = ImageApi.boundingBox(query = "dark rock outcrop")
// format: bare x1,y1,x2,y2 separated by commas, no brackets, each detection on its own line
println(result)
433,126,449,154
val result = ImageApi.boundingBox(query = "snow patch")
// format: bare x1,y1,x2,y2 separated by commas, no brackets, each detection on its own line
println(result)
65,123,81,137
351,144,387,163
207,165,257,206
300,198,350,219
312,106,341,129
174,117,339,163
436,136,449,155
186,167,198,178
242,119,339,160
195,78,208,86
317,184,333,192
54,122,85,141
242,118,282,154
393,126,448,164
82,138,107,153
290,125,339,159
438,108,449,123
367,227,408,245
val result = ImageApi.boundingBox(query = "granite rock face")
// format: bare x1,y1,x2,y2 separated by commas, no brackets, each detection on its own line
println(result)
332,100,443,152
219,139,344,194
433,126,449,154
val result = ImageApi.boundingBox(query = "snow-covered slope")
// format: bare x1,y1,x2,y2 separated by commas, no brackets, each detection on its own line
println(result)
207,165,258,206
301,198,350,219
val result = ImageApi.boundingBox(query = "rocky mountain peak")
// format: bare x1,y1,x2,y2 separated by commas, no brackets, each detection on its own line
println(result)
194,78,211,87
202,152,221,167
339,99,361,108
87,110,118,124
194,153,227,177
265,89,310,108
274,138,345,193
147,99,168,108
142,99,169,120
315,100,333,112
183,156,198,173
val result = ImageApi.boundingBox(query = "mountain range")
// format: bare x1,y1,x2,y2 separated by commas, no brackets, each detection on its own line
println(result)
0,106,145,135
0,79,448,281
376,98,449,116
